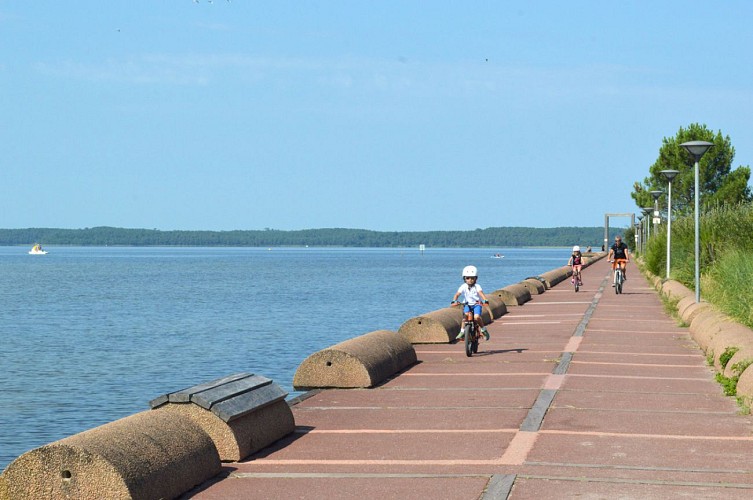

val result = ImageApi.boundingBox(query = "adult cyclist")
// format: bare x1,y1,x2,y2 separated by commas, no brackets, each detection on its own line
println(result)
607,235,630,286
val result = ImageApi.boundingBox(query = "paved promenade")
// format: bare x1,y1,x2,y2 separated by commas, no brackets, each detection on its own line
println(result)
188,257,753,499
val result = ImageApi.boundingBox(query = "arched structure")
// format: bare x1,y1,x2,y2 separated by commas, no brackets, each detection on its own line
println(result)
604,213,636,251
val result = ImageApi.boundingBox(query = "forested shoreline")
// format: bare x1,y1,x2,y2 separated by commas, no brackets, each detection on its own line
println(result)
0,226,618,248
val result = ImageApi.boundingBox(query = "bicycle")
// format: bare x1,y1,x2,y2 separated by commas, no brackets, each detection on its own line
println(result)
611,259,627,294
453,301,482,357
572,265,583,292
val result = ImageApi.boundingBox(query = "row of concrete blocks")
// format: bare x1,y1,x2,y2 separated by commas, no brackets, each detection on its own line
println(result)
0,253,603,499
650,275,753,407
1,374,295,500
292,253,603,390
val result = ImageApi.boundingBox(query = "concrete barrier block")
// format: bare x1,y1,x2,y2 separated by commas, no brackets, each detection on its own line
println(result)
724,345,753,379
491,283,531,306
520,278,545,295
709,324,753,372
0,471,7,500
689,310,729,353
661,280,694,302
538,266,570,289
677,298,711,325
156,399,293,462
398,308,463,343
293,330,417,390
736,365,753,405
486,295,508,319
1,410,220,500
150,373,295,462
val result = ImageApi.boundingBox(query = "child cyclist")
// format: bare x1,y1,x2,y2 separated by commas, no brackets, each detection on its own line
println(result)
451,265,490,341
568,245,583,286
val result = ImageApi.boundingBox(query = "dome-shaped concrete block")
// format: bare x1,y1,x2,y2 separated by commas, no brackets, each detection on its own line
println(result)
709,324,753,373
676,297,712,325
491,284,531,306
398,308,463,344
736,365,753,405
661,280,694,302
0,472,8,500
723,345,753,379
293,330,417,390
520,278,545,295
689,311,729,353
1,410,220,500
486,295,508,319
156,399,294,462
682,301,712,325
538,266,570,289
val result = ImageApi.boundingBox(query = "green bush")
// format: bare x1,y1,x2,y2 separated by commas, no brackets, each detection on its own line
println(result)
641,202,753,328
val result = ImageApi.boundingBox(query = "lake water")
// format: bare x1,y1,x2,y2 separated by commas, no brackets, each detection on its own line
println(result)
0,246,569,470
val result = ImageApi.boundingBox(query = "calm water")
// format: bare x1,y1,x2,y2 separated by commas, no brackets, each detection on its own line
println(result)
0,246,569,469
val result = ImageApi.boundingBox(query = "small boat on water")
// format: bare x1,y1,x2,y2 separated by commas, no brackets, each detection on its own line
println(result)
29,244,48,255
491,253,504,259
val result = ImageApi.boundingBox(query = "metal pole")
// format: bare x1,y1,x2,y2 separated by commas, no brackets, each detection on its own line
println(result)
639,220,643,253
666,180,672,279
694,158,700,303
653,199,659,237
641,219,645,253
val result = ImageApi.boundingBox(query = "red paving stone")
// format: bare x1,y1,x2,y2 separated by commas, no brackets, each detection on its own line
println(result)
187,257,753,499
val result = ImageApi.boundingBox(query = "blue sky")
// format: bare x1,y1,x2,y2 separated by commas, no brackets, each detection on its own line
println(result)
2,1,752,231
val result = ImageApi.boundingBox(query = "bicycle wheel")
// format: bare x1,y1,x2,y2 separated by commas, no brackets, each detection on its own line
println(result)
574,276,579,292
464,324,473,357
616,272,623,294
472,331,479,354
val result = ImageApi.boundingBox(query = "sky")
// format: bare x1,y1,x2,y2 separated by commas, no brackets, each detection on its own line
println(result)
2,1,752,232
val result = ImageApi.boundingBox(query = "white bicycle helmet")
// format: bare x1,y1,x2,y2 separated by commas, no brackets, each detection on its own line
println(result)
462,265,478,277
572,245,580,252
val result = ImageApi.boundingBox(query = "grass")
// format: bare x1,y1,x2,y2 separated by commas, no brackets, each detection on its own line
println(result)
702,249,753,328
719,347,740,370
641,202,753,330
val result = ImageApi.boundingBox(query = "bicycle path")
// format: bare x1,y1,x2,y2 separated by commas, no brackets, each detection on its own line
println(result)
187,257,753,499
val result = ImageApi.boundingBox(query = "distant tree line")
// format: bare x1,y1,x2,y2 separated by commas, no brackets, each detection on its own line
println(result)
0,226,621,248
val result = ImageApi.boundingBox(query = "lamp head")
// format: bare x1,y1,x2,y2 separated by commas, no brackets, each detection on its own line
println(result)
650,190,663,201
660,169,680,182
679,141,713,159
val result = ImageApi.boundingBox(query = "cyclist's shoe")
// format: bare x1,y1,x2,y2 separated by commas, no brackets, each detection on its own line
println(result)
578,281,583,286
481,328,490,341
611,283,615,287
571,278,574,284
455,331,465,340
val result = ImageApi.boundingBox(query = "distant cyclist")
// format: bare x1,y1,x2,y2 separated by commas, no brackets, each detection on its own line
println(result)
607,235,630,286
568,245,583,286
451,265,490,341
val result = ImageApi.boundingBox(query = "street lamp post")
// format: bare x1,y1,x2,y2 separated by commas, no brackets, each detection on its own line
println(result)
680,141,714,303
637,215,644,253
660,169,680,279
650,190,663,238
642,207,653,241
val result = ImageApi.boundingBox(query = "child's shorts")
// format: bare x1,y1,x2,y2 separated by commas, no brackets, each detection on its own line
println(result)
464,304,483,316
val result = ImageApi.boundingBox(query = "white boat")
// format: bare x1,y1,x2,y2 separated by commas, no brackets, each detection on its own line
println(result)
29,244,48,255
491,254,504,259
